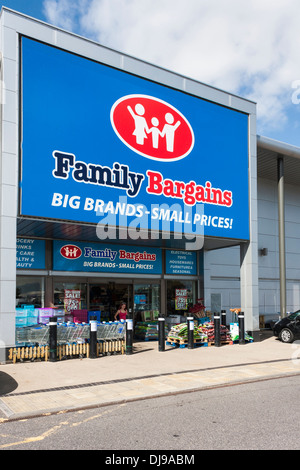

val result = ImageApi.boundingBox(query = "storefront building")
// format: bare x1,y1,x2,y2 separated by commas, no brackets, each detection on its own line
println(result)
16,239,200,322
0,8,260,360
205,136,300,328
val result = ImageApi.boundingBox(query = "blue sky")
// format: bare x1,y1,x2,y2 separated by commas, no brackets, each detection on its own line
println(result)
2,0,300,148
0,0,44,22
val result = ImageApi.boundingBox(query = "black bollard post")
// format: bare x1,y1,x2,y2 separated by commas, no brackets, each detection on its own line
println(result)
126,315,133,355
49,316,57,362
221,310,227,327
238,312,245,344
187,316,194,349
158,316,165,352
89,315,97,359
214,313,221,347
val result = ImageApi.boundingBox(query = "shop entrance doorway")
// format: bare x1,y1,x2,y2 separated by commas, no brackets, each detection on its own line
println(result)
89,281,161,323
52,278,161,323
89,282,132,322
133,283,160,322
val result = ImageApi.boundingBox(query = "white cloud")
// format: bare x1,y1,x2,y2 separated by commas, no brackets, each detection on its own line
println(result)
43,0,88,31
43,0,300,134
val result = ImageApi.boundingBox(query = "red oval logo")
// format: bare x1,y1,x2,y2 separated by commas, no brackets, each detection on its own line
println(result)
60,245,82,259
110,94,194,162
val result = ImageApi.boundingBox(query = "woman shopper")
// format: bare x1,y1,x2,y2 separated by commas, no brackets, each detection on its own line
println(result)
114,302,128,321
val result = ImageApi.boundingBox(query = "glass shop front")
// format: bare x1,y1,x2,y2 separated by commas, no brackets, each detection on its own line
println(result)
16,239,200,328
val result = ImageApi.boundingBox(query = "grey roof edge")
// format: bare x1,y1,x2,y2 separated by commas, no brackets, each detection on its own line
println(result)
257,135,300,160
0,6,256,108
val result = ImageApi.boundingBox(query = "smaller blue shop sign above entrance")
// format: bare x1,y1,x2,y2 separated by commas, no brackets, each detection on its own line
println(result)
166,250,197,275
53,240,162,274
16,238,46,269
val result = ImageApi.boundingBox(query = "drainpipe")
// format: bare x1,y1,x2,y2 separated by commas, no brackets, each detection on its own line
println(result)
277,156,286,318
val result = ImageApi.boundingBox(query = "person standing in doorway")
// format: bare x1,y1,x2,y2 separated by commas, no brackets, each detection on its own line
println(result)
114,302,128,321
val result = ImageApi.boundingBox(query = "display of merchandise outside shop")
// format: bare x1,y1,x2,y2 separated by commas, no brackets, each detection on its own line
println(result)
134,322,169,341
15,305,253,349
14,307,126,364
188,299,206,318
167,321,253,346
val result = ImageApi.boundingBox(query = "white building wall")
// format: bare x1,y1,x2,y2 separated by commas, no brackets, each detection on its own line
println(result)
258,177,300,314
0,15,19,360
285,183,300,311
204,246,240,323
204,176,300,326
257,178,279,314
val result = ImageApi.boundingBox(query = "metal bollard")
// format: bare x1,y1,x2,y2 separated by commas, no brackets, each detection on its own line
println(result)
187,316,194,349
221,310,227,327
238,312,245,344
158,316,165,352
214,313,221,347
126,315,133,355
49,316,57,362
89,315,97,359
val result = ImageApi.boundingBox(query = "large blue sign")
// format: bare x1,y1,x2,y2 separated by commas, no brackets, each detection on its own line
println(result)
53,240,162,274
21,37,249,240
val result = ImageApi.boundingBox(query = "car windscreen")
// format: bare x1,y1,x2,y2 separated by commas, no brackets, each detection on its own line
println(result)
288,310,300,320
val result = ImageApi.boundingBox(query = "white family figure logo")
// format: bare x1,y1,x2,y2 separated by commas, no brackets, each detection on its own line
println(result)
127,104,181,152
64,246,79,258
111,94,194,161
127,103,149,145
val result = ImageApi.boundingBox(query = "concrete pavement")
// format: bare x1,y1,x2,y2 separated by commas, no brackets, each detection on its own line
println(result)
0,332,299,421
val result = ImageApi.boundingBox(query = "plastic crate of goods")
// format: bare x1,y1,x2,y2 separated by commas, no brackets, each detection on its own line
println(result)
15,316,28,327
38,308,54,321
71,309,88,323
27,316,39,326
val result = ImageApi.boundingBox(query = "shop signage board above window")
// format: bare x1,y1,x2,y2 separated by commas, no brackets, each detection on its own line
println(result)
16,238,46,269
20,37,249,241
166,250,197,275
53,240,162,274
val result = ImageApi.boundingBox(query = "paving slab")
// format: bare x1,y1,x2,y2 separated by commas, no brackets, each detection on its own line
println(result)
0,335,299,421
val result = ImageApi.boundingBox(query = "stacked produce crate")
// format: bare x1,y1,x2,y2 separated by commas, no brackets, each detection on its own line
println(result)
16,305,39,328
38,308,65,324
167,322,207,346
167,320,232,347
197,321,231,345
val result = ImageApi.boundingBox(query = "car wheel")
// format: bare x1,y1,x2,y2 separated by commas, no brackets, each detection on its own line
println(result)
279,328,294,343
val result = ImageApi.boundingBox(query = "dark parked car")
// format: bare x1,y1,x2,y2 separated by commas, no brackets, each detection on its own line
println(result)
273,310,300,343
